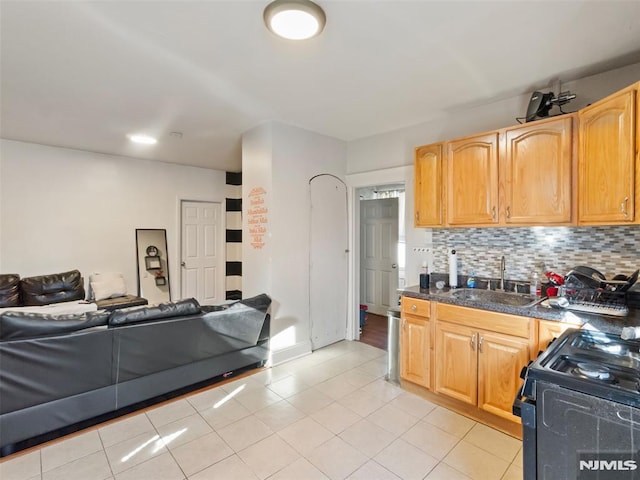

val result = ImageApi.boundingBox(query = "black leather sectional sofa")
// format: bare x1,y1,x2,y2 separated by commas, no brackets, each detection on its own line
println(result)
0,272,271,454
0,270,86,307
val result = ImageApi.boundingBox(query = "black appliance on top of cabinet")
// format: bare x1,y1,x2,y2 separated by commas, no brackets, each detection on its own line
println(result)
514,328,640,480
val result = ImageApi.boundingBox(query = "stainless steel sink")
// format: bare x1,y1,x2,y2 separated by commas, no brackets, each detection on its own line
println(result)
440,288,546,308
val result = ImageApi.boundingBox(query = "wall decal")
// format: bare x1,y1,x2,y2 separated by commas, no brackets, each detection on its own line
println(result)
248,187,268,249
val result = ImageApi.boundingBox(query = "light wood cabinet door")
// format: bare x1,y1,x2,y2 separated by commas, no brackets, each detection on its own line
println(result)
400,315,430,388
435,321,477,405
415,143,444,227
578,87,636,224
503,116,574,224
477,330,529,422
537,320,580,353
446,132,499,225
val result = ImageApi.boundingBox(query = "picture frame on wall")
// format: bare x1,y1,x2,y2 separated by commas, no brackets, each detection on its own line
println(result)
145,256,161,270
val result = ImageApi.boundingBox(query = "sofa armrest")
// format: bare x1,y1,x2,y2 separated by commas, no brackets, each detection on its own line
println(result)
0,274,20,307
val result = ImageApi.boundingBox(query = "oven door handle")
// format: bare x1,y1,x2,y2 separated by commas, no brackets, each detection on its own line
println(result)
512,380,535,418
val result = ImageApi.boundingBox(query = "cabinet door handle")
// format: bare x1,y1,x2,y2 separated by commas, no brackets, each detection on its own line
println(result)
492,206,496,221
478,335,484,353
411,304,417,312
470,333,476,350
506,206,511,220
621,197,629,217
415,212,420,221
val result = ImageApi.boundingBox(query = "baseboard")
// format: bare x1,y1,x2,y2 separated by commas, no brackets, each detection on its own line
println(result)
270,340,312,366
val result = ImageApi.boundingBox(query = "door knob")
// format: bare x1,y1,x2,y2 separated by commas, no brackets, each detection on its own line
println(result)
392,263,397,269
181,261,186,267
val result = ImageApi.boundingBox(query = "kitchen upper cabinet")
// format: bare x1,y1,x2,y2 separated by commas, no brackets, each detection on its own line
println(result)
400,297,431,388
413,81,640,228
502,116,574,224
446,133,499,225
414,143,444,227
578,85,637,224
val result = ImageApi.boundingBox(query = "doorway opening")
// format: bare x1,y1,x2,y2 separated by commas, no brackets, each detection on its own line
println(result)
357,183,405,351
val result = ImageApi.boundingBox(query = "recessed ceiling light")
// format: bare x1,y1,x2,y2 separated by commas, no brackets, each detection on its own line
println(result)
127,134,157,145
264,0,326,40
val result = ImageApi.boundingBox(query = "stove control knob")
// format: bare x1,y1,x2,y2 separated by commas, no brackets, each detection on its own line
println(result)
519,362,532,379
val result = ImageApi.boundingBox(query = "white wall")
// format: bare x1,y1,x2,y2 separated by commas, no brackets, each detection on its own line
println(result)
242,122,347,364
241,124,273,300
0,139,226,299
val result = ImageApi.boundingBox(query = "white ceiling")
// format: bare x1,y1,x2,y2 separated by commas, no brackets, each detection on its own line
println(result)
2,1,640,172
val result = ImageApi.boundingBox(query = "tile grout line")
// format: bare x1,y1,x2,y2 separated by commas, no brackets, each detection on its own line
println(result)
95,428,115,480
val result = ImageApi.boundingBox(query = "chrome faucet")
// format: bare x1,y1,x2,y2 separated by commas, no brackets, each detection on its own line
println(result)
499,256,506,291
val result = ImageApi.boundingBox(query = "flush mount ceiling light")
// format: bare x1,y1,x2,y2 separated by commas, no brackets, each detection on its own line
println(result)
263,0,326,40
127,133,157,145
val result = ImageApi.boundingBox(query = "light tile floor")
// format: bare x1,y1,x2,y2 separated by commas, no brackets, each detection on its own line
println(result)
0,340,524,480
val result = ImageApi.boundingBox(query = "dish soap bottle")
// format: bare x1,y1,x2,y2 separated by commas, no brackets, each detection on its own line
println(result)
467,271,476,288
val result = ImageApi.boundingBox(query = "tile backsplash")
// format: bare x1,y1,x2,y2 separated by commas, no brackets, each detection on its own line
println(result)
429,226,640,282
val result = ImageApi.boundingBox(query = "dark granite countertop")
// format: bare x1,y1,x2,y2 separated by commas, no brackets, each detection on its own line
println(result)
401,285,640,336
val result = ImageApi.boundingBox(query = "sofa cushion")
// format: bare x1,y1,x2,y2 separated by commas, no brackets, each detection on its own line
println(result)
89,272,127,301
20,270,85,306
0,274,21,308
0,310,110,341
108,298,201,326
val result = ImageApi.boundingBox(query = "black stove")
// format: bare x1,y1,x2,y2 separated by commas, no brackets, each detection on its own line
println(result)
521,329,640,408
515,328,640,479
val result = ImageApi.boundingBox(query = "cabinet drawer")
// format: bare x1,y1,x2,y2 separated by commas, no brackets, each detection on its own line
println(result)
401,297,430,317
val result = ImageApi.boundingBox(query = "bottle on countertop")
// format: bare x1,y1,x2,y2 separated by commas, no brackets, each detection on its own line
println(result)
530,271,540,296
467,271,476,288
419,261,429,289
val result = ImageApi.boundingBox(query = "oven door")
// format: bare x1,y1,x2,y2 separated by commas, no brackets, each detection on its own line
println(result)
535,380,640,479
513,384,537,480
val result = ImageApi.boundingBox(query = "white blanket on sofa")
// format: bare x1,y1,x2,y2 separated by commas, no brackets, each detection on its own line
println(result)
0,300,98,315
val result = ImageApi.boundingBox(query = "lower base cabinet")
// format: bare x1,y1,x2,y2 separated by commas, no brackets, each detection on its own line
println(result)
434,321,477,404
399,298,567,434
400,297,431,389
434,304,533,423
477,330,530,421
537,319,580,353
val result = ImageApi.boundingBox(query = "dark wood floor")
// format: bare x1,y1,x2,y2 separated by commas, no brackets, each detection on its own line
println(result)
359,312,388,351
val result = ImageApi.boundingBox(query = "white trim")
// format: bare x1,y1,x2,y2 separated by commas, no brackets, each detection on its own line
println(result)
270,341,313,366
346,166,412,188
345,166,412,342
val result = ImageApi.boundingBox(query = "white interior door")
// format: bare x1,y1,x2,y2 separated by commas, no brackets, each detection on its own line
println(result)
360,198,399,316
181,201,223,305
310,175,348,350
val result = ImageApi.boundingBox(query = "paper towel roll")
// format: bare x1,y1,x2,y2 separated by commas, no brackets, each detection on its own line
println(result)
449,250,458,288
